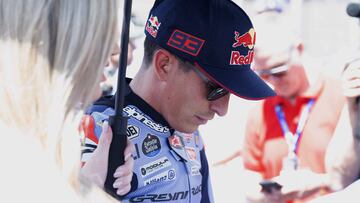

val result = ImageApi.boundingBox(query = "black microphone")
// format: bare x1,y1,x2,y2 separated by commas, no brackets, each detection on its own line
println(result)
356,97,360,140
347,3,360,18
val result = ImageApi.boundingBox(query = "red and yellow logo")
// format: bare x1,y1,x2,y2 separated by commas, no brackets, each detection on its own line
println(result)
232,28,256,49
230,28,256,65
146,14,161,38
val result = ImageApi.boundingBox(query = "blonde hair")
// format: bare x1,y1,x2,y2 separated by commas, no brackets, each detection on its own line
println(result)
0,0,118,200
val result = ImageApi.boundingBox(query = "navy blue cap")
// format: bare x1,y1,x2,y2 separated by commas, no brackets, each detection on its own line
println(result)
144,0,276,100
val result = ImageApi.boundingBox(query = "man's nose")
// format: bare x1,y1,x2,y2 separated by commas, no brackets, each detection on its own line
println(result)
209,93,230,116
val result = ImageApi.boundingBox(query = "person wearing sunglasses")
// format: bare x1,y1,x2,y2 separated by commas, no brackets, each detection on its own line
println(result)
80,0,275,202
235,11,346,203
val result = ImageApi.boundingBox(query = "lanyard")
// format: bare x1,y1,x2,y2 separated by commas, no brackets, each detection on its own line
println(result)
275,99,315,154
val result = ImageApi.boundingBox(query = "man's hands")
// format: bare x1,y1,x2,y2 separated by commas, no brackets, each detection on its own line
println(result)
342,59,360,97
341,59,360,134
80,121,135,195
272,169,328,200
249,169,328,203
342,59,360,107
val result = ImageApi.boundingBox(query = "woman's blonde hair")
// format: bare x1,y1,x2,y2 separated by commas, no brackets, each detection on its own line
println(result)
0,0,118,200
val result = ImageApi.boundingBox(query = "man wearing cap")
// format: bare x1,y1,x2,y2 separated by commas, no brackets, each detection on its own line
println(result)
80,0,274,202
236,12,345,203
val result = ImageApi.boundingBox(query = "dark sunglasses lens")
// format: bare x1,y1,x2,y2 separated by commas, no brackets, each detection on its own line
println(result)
208,88,229,101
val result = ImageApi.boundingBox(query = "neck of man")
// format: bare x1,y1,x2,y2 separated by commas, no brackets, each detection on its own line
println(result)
287,79,310,106
129,65,163,114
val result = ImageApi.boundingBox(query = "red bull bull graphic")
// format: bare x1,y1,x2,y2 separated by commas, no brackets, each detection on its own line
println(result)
146,14,161,38
232,28,256,49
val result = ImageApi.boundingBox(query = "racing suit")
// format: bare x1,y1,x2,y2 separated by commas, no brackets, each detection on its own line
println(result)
80,79,214,203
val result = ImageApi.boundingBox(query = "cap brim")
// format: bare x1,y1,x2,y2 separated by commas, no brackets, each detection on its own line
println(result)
195,62,276,100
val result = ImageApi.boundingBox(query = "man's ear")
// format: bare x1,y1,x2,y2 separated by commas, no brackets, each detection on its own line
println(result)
152,49,176,81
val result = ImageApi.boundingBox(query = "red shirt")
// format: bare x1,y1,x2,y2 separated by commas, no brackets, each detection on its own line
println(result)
242,75,345,202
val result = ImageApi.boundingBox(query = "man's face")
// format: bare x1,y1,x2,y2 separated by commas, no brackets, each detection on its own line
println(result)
161,59,230,133
253,49,303,98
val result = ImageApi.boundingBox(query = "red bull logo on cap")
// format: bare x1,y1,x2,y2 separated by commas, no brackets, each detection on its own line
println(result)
230,50,254,65
232,28,256,49
230,28,256,65
146,14,161,38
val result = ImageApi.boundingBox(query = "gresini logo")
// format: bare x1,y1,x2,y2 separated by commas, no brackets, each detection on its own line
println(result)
129,191,189,202
124,106,169,133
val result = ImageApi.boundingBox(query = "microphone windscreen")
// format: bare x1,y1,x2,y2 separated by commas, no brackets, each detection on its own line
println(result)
347,3,360,18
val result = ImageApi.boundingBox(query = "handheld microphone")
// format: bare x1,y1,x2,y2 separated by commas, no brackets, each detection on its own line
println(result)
356,97,360,140
347,3,360,18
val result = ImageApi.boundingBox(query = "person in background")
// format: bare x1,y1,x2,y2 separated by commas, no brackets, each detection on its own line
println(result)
101,17,144,96
237,11,345,203
308,58,360,203
0,0,133,202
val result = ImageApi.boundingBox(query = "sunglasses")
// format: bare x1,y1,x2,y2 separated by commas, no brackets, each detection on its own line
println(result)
256,63,289,80
191,65,229,101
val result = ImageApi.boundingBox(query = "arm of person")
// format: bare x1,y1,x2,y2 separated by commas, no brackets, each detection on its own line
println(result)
242,105,285,203
242,104,329,202
324,60,360,191
212,149,242,166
